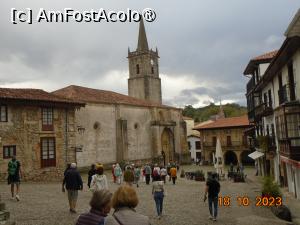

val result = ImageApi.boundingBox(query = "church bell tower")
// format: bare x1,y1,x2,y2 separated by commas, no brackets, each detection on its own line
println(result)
128,19,162,104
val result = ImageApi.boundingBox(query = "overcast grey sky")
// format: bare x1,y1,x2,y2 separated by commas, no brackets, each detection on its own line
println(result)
0,1,299,107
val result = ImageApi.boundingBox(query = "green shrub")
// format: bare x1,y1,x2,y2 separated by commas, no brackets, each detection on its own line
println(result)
195,170,204,177
262,176,282,197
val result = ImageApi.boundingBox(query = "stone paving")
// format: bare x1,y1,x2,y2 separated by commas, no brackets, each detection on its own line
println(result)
0,166,293,225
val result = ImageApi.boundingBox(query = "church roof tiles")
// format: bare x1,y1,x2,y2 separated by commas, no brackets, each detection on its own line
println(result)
52,85,177,109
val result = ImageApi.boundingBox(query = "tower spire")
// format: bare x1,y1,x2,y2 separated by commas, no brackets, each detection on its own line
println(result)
137,18,149,51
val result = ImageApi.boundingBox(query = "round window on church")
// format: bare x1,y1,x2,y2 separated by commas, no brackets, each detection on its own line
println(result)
93,122,101,130
134,123,139,130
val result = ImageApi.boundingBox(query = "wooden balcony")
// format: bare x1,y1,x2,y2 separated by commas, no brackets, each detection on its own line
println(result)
255,102,273,118
279,139,300,161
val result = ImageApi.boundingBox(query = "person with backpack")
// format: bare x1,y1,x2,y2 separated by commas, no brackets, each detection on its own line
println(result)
144,164,152,185
204,173,220,221
90,164,108,192
134,165,141,188
7,155,22,201
114,164,122,185
169,166,177,185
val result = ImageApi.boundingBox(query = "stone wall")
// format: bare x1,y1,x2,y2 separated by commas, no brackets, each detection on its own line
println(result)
74,102,188,167
0,105,77,181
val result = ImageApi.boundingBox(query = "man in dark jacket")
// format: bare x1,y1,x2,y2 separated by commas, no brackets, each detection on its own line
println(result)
204,173,220,221
62,163,83,213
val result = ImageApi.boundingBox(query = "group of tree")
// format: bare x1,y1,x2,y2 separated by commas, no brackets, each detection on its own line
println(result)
182,103,247,122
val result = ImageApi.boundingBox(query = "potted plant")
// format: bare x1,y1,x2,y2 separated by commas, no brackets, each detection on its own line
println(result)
194,170,205,181
233,172,245,182
262,176,281,198
180,169,185,178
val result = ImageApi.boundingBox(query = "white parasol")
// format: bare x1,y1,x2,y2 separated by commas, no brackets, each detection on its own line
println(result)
215,138,224,175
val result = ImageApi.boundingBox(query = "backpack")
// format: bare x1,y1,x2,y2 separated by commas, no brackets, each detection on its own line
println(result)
8,160,18,176
153,169,159,177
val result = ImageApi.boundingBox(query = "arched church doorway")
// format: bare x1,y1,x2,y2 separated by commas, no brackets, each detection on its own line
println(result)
224,151,238,165
161,128,174,165
240,150,254,166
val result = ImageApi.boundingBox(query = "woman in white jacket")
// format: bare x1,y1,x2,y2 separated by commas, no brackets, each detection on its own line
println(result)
90,164,108,191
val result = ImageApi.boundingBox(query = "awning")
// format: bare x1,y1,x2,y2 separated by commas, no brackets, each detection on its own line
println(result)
248,151,264,160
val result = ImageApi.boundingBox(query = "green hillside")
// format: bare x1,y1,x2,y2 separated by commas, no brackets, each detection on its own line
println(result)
183,103,247,122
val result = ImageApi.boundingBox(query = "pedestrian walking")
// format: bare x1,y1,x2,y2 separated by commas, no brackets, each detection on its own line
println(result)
87,164,96,188
160,166,167,184
75,189,112,225
114,164,122,185
144,164,152,185
166,163,171,182
90,164,108,191
204,173,220,221
124,167,135,186
240,162,244,173
7,155,22,201
105,186,151,225
170,166,177,185
255,160,258,176
112,164,116,183
134,165,141,188
62,163,83,213
152,175,165,219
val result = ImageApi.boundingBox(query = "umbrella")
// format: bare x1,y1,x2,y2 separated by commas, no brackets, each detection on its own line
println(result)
215,138,224,175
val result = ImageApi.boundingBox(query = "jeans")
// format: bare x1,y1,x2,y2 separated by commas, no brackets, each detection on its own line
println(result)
208,196,218,218
154,192,164,216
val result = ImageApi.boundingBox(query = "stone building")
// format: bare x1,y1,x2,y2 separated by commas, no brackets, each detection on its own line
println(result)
0,88,84,180
194,115,253,165
53,20,188,168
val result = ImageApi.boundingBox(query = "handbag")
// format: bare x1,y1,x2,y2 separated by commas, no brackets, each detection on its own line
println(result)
113,214,125,225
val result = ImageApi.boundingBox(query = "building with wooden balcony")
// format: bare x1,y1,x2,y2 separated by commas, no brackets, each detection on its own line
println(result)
193,115,253,166
243,9,300,199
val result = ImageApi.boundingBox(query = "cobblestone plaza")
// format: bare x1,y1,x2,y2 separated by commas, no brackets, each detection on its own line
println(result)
0,166,293,225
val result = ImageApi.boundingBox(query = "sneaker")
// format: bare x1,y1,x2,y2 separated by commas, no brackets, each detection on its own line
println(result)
213,217,217,221
15,195,20,201
209,216,213,220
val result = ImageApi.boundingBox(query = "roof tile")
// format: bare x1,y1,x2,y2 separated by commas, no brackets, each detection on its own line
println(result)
194,115,250,130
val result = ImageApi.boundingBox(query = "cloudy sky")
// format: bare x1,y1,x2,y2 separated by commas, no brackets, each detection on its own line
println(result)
0,1,299,107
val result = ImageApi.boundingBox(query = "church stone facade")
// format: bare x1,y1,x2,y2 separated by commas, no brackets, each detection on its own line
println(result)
53,20,188,168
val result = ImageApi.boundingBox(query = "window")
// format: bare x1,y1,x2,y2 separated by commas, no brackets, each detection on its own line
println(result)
195,141,201,150
212,136,217,147
0,105,7,122
42,108,53,131
136,64,140,74
151,66,154,74
227,136,232,146
41,138,56,168
3,145,16,159
188,141,191,150
268,89,272,108
288,62,296,101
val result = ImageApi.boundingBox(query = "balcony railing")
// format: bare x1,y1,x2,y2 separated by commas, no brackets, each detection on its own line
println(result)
203,141,246,148
278,85,288,105
255,102,273,118
256,135,277,152
247,77,256,93
279,139,300,161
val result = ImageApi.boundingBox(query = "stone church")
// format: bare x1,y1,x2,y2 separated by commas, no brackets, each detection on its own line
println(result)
53,19,188,168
